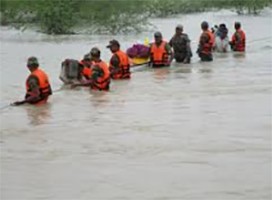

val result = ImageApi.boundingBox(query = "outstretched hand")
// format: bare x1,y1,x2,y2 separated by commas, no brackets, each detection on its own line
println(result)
10,101,25,106
70,83,78,89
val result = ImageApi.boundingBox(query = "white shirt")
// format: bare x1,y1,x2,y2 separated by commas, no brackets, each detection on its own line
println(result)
214,36,229,52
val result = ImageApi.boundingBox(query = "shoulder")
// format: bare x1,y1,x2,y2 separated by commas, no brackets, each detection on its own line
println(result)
111,54,120,62
27,75,39,88
27,74,39,83
181,33,190,41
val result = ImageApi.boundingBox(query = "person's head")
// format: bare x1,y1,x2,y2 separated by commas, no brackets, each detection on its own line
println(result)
106,39,120,53
219,23,226,29
201,21,209,30
175,24,183,35
90,47,101,61
234,22,241,30
80,53,91,68
83,53,91,62
154,31,163,44
27,56,39,71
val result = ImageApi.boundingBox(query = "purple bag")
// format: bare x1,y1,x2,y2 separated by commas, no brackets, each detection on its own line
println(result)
126,44,150,58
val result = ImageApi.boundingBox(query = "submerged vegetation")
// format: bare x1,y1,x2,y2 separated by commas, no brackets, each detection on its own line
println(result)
0,0,271,34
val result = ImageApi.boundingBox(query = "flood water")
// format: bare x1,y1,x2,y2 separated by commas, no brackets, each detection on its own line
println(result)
0,10,271,200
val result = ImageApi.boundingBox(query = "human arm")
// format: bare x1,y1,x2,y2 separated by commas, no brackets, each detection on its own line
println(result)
184,34,192,63
110,54,120,70
165,43,174,63
11,76,41,106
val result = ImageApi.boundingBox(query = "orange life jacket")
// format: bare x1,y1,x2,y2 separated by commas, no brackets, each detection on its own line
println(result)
199,30,214,55
91,61,110,91
231,29,246,52
150,41,169,66
79,60,93,79
25,68,52,104
109,50,131,79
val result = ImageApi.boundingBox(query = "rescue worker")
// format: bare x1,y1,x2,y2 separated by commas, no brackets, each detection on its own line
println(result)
197,21,214,61
229,22,246,52
150,31,173,67
71,47,110,91
11,57,52,106
107,39,131,79
79,53,92,80
169,25,192,63
214,23,229,53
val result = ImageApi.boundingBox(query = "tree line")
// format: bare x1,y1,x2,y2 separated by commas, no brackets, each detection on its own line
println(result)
0,0,271,34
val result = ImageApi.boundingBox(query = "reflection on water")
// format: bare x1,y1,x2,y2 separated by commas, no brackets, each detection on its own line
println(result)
89,91,111,108
152,67,170,80
25,103,52,126
1,10,271,200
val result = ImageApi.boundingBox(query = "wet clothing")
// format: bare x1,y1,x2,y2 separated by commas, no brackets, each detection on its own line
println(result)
197,30,214,61
214,36,229,52
91,60,110,91
230,28,246,52
150,41,172,67
25,68,52,104
109,50,131,79
169,33,192,63
79,60,93,80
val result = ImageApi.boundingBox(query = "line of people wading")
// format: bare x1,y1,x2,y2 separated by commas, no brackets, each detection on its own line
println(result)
11,21,246,106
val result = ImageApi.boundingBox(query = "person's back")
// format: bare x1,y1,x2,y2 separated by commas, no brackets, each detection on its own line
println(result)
26,68,52,104
91,60,110,91
169,25,192,63
12,57,52,106
230,22,246,52
198,21,214,61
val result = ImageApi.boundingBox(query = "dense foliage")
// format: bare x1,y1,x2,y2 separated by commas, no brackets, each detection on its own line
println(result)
0,0,271,34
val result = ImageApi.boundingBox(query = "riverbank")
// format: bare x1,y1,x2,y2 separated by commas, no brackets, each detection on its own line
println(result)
1,0,271,34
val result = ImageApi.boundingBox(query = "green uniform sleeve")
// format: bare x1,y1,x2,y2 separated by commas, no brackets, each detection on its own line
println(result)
165,43,172,54
91,65,104,80
27,75,39,91
110,54,120,68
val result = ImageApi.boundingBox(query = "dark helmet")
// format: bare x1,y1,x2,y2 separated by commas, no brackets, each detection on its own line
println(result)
90,47,101,57
27,56,39,66
201,21,209,30
234,22,241,29
154,31,162,38
83,53,91,61
176,24,183,30
106,39,120,48
219,23,226,29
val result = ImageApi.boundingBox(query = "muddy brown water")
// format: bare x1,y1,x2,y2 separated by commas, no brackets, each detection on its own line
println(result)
0,10,271,200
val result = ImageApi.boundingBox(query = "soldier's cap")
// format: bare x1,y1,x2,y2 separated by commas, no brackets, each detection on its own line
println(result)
106,39,120,48
176,24,183,30
90,47,101,56
83,53,91,60
154,31,162,38
27,56,39,66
